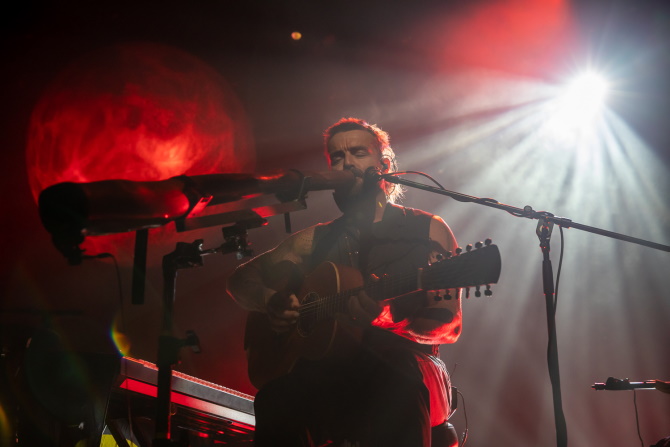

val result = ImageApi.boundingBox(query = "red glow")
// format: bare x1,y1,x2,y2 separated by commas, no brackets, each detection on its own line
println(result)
26,43,254,204
119,377,255,428
419,0,576,77
26,42,255,253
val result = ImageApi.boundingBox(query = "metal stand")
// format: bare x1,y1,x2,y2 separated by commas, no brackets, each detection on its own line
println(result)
537,218,567,447
152,222,264,446
376,171,670,447
153,240,205,446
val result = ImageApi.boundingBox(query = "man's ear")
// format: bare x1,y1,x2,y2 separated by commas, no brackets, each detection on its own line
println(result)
380,157,390,172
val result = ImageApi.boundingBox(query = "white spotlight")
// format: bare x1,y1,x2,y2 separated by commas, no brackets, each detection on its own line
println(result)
539,70,611,149
562,71,609,117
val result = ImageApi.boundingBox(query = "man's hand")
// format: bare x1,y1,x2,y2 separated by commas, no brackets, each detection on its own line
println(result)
348,290,383,326
266,291,300,333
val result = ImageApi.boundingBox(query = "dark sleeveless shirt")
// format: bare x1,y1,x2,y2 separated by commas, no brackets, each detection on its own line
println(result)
309,203,438,353
310,203,433,277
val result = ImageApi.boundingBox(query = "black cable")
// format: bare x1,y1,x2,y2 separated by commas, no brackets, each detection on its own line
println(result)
447,363,469,447
458,389,469,446
544,224,568,447
386,171,529,220
389,171,447,190
83,252,126,333
554,226,565,312
83,252,133,443
634,390,644,447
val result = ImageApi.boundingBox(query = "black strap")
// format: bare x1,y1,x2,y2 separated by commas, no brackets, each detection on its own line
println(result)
309,217,350,269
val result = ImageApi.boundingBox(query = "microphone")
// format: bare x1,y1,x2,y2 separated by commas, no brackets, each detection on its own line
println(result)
38,169,359,261
365,166,384,183
592,377,657,391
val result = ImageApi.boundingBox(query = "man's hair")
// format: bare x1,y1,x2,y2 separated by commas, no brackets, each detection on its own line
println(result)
323,117,402,203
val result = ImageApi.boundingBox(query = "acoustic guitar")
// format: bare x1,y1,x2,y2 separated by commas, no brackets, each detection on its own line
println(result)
244,241,501,388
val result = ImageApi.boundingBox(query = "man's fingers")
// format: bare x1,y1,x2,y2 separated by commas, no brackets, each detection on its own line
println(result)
267,293,299,314
348,292,381,325
286,294,300,309
359,293,380,316
269,311,298,332
267,293,300,332
270,317,296,329
271,309,299,321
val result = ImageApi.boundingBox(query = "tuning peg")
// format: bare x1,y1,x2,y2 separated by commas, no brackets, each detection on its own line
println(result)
466,244,473,252
455,247,463,255
475,285,481,298
475,241,483,249
445,290,452,300
434,293,442,302
485,238,492,246
484,285,492,296
445,251,453,259
435,253,444,262
465,287,470,299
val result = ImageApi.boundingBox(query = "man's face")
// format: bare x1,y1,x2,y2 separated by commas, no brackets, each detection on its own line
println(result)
327,129,382,172
326,129,384,197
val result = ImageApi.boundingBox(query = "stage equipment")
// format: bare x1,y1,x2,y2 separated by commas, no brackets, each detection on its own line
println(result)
593,377,667,391
36,169,366,446
38,169,359,263
36,167,670,447
367,167,670,447
107,357,255,446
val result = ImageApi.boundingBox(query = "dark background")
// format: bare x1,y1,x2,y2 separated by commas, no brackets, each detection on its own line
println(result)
2,1,669,446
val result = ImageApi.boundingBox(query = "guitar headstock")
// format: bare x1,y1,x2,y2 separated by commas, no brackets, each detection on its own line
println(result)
423,238,501,297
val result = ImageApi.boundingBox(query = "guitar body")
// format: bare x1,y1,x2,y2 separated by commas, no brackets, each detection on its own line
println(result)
245,262,365,389
243,242,502,389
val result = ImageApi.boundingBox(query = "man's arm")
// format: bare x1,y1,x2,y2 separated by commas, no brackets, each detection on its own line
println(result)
226,226,316,330
405,215,463,344
357,215,463,345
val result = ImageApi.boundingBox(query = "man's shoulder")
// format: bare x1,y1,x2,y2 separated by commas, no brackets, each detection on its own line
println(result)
388,202,435,220
286,221,343,255
281,225,318,256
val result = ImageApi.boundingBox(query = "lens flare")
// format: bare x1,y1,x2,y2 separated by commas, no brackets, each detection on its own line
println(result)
111,314,132,356
563,71,609,115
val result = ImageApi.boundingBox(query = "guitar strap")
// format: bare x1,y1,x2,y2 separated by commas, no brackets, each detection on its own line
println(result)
311,204,434,319
308,207,384,274
310,204,444,354
309,216,357,270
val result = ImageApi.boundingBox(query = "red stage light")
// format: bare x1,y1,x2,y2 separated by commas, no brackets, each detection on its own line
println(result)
26,41,254,204
431,0,575,77
25,42,255,254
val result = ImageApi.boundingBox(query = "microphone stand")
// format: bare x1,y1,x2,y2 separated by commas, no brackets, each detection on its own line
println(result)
153,222,263,446
376,172,670,447
592,377,660,391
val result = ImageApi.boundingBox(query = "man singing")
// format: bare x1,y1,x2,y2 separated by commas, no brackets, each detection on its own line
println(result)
227,118,462,447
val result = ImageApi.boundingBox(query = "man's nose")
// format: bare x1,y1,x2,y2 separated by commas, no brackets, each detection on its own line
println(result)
343,153,355,169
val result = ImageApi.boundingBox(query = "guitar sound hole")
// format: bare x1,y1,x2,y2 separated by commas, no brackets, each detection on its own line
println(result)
297,292,321,337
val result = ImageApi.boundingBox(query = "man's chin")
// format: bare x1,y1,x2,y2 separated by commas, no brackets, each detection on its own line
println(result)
334,177,364,196
333,182,381,212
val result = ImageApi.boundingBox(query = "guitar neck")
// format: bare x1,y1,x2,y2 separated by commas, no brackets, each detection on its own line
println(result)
298,243,501,314
366,271,420,302
298,272,418,317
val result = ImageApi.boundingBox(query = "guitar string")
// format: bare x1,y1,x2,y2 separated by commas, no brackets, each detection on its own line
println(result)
296,258,473,317
298,262,463,316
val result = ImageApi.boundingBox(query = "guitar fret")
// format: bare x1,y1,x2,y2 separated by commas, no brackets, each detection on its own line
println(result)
299,244,500,317
248,243,500,389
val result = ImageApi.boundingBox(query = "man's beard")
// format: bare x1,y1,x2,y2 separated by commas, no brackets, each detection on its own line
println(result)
332,167,383,214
